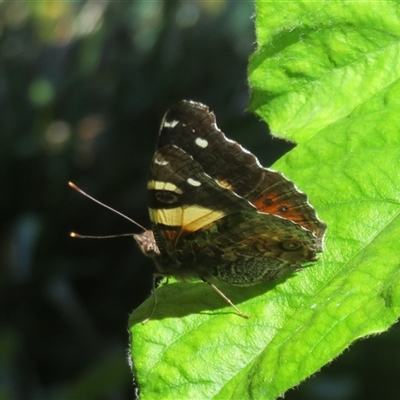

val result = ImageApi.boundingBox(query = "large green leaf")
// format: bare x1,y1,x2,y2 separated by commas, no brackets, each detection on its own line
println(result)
129,2,400,399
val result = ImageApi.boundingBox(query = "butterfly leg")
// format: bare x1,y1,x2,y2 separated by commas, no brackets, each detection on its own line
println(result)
203,279,250,319
142,273,169,324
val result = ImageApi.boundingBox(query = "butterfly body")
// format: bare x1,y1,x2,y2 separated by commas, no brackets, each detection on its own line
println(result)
134,101,326,299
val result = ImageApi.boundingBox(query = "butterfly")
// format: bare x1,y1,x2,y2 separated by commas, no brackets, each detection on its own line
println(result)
133,100,326,320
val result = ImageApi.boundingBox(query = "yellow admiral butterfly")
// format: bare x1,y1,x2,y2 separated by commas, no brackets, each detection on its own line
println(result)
133,100,326,319
70,100,326,320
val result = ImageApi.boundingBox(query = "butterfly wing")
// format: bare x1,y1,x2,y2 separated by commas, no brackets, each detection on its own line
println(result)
148,145,254,264
180,210,317,285
148,145,317,283
157,100,326,250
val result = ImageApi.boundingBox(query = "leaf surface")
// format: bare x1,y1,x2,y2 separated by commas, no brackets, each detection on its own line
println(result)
130,2,400,399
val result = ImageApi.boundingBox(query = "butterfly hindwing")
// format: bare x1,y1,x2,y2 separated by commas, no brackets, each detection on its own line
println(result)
176,209,317,284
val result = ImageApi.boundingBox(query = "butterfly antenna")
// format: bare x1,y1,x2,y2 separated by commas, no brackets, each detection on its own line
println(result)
68,182,147,232
70,232,138,239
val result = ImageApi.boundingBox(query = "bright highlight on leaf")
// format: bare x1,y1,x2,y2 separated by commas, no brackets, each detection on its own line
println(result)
129,2,400,399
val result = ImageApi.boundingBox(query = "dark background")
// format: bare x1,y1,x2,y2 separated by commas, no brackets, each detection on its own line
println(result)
1,2,399,399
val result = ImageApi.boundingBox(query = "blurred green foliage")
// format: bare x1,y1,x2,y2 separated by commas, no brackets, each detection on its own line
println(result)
1,1,399,400
0,2,262,399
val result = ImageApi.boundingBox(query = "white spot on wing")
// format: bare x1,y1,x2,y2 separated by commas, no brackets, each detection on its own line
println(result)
195,137,208,148
163,120,179,128
187,178,201,187
154,158,169,166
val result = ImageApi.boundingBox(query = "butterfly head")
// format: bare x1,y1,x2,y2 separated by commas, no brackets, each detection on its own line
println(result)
133,230,160,258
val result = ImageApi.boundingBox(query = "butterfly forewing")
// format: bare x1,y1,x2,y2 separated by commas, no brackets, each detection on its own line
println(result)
157,101,326,249
148,145,256,262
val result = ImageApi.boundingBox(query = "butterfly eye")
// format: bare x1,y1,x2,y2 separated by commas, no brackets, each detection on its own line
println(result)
280,241,302,251
144,242,159,256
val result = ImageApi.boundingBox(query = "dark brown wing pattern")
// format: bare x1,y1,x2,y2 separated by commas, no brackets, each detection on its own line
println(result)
146,143,320,284
147,145,255,268
157,100,326,250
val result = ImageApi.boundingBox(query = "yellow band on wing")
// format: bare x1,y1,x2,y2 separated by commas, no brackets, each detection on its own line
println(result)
149,205,226,232
147,180,183,194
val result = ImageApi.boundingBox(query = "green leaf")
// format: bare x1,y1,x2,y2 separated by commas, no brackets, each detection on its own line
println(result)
129,2,400,399
250,0,400,141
